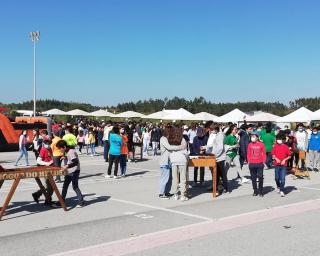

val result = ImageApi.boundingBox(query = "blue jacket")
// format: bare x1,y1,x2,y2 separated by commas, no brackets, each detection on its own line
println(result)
192,136,208,155
109,133,123,156
239,129,250,158
309,132,320,151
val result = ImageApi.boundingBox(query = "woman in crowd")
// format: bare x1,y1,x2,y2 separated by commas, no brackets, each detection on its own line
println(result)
142,127,151,158
120,127,129,177
15,130,30,166
31,128,42,159
105,126,122,178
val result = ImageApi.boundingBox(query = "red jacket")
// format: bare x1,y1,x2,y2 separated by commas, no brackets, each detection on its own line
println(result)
247,141,266,164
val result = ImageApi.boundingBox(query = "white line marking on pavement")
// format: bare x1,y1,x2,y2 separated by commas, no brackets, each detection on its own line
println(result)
50,198,320,256
109,197,212,221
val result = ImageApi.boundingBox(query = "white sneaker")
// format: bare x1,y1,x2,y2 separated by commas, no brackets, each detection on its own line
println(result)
121,174,126,177
276,187,280,193
241,177,250,184
104,174,111,179
113,176,119,179
280,191,285,197
180,196,189,201
174,194,180,200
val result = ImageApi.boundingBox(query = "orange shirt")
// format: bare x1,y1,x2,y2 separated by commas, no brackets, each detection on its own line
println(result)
51,136,64,157
121,134,128,155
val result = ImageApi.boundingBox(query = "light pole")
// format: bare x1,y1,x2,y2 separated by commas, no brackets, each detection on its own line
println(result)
29,31,40,117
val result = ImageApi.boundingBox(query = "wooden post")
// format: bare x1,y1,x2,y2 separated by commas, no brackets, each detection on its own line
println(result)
0,176,21,220
47,174,67,211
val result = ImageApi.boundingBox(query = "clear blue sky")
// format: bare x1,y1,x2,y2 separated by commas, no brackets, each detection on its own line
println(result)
1,0,320,107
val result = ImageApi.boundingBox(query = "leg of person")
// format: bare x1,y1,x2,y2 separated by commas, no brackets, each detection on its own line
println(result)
159,166,170,198
234,155,249,183
219,160,229,192
199,167,205,185
119,155,125,176
71,170,84,206
308,150,315,170
106,141,110,161
274,165,281,192
249,164,258,195
53,156,62,182
22,146,29,166
114,155,120,177
45,178,54,203
239,154,245,170
122,155,127,175
170,165,179,197
179,165,188,200
315,151,320,171
194,167,199,184
216,161,223,194
15,149,24,166
279,165,286,196
107,155,115,176
257,164,264,196
61,174,72,202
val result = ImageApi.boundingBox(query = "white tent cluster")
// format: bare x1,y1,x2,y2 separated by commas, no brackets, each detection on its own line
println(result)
16,107,320,123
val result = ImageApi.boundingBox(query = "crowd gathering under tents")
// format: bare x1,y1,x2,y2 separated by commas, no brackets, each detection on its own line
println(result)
12,105,320,206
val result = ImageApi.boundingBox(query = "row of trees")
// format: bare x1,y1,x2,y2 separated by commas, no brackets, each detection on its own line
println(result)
1,97,320,116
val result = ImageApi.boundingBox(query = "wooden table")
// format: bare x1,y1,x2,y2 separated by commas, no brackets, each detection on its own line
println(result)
188,156,217,198
0,165,67,220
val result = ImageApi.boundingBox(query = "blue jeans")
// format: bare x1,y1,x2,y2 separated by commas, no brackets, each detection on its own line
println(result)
120,154,127,175
62,170,83,203
90,143,96,155
266,152,273,168
159,166,172,195
15,146,29,166
275,165,286,192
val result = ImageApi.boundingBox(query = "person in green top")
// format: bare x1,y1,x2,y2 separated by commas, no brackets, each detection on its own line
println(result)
62,127,77,148
224,125,250,184
260,124,275,169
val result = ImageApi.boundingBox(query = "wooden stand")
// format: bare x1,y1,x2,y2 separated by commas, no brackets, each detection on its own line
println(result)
188,156,217,198
0,166,67,220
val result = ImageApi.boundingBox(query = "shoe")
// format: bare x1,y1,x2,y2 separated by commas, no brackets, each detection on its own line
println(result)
165,193,173,197
51,201,62,208
174,194,180,200
76,201,85,208
314,168,319,172
55,178,62,183
121,174,126,177
276,187,280,193
104,174,111,179
159,194,169,199
114,176,120,179
32,193,40,204
241,177,250,184
280,191,285,197
44,200,52,206
180,196,189,201
259,193,264,197
253,192,258,196
307,167,313,172
223,189,231,194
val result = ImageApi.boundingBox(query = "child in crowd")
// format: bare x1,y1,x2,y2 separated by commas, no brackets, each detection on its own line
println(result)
271,132,291,197
120,127,128,177
77,130,85,155
247,132,266,197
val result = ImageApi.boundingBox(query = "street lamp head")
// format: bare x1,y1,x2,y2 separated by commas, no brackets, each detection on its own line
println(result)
29,31,40,42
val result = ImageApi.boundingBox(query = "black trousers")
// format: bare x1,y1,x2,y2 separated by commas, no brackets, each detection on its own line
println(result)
249,163,264,194
216,160,228,192
108,154,120,176
194,167,205,183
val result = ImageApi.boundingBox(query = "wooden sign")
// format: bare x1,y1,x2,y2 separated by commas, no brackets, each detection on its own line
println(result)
0,166,63,180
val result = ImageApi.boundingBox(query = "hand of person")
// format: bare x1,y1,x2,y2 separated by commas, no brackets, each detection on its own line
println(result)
62,166,68,175
281,160,286,165
276,158,281,164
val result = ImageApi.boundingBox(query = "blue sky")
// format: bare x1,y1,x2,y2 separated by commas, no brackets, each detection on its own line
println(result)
0,0,320,106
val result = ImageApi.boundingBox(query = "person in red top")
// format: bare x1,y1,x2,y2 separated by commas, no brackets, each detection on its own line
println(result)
247,132,267,197
32,136,54,205
271,132,292,197
120,127,129,177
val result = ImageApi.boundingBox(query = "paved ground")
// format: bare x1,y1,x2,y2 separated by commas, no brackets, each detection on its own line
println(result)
1,147,320,256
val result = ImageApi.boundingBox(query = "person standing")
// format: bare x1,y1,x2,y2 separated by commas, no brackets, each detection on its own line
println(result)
238,124,253,170
294,124,309,170
105,126,122,178
15,130,30,166
271,133,292,197
31,129,43,159
88,128,96,156
260,125,275,169
120,127,128,177
77,130,85,155
63,127,77,148
151,126,161,156
308,127,320,172
52,129,64,183
188,124,197,155
247,132,266,197
142,127,151,158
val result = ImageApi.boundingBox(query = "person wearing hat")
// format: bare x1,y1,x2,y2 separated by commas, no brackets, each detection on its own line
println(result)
32,136,54,205
247,132,266,197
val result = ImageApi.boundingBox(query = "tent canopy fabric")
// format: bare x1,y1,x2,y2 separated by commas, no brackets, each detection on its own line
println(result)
143,110,177,119
89,109,114,117
313,109,320,121
115,111,145,118
276,107,315,123
16,110,34,116
162,108,196,121
214,108,246,123
42,108,67,116
246,112,279,122
193,112,217,121
66,109,90,116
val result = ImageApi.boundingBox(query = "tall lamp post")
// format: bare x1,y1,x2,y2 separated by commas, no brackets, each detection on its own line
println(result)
29,31,40,117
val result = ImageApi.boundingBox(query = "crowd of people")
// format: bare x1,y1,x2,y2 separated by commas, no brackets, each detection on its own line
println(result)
13,118,320,206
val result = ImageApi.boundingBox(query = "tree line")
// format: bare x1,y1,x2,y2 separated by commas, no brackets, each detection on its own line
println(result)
1,97,320,116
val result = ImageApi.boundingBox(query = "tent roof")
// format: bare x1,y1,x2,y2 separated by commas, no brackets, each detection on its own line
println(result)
276,107,315,123
313,109,320,121
214,108,246,123
42,108,67,115
246,112,279,122
143,110,177,119
16,110,33,115
66,109,90,116
162,108,196,121
193,112,217,121
115,111,145,118
89,109,114,117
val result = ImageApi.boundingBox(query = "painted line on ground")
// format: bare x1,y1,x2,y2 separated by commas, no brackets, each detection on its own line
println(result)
50,198,320,256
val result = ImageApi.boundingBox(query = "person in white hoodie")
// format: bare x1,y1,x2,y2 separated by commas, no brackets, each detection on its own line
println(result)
294,123,309,170
201,122,228,195
169,126,189,201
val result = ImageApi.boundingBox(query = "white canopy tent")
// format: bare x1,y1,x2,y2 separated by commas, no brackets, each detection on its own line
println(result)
16,110,34,116
276,107,315,123
143,110,176,119
214,108,246,123
42,108,67,116
193,112,217,121
162,108,196,121
89,109,115,117
246,112,279,122
66,109,90,116
115,111,145,118
313,109,320,121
